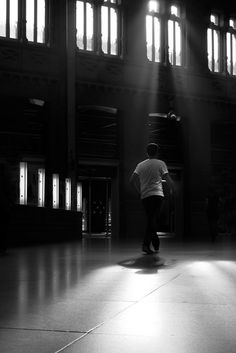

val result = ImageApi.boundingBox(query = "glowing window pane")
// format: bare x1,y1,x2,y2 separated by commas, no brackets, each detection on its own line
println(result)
20,162,27,205
101,6,108,53
229,18,236,29
210,14,218,25
168,19,174,65
233,34,236,75
38,168,45,207
175,22,181,65
154,17,160,62
146,15,152,61
52,174,59,209
77,183,82,211
26,0,35,41
10,0,18,38
207,28,213,70
65,178,71,210
171,5,179,17
226,32,231,73
110,7,118,55
0,0,6,37
76,1,84,49
86,3,94,51
213,29,219,72
37,0,45,43
149,1,158,13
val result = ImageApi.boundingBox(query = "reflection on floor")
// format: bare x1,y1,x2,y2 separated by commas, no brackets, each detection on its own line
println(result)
0,237,236,353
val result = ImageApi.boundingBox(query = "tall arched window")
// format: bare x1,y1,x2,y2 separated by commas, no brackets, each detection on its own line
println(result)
207,14,220,72
76,0,121,56
146,1,161,62
168,4,182,66
226,18,236,75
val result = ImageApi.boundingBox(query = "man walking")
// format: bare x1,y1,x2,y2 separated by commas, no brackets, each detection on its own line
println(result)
130,143,175,254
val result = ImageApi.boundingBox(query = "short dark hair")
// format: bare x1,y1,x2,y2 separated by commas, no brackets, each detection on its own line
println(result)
147,143,159,157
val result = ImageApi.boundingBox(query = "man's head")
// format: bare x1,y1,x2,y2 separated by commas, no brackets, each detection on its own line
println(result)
146,143,159,158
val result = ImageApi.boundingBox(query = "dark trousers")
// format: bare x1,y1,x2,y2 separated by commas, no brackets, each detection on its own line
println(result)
142,196,163,248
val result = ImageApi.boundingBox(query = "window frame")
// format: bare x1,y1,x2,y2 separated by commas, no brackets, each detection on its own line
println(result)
76,0,122,57
167,3,183,67
207,13,222,73
0,0,50,45
226,17,236,76
146,0,162,63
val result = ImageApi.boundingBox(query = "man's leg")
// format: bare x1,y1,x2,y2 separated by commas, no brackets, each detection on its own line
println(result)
142,196,163,253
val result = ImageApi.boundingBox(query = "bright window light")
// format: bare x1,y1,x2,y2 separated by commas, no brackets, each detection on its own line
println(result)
168,5,182,66
65,178,71,210
110,7,118,55
37,0,45,43
26,0,34,41
213,30,219,72
230,18,236,29
226,20,236,75
207,28,213,70
146,15,153,61
86,2,94,51
10,0,18,38
0,0,6,37
210,14,218,25
171,5,179,17
19,162,27,205
168,19,174,64
76,1,84,49
207,15,220,72
101,6,109,53
149,1,159,13
146,6,161,62
52,174,59,209
77,183,82,211
38,168,45,207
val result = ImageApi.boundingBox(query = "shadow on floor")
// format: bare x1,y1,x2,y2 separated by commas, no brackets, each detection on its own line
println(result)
118,254,175,274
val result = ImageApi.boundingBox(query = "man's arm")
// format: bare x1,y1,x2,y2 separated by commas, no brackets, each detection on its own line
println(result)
129,172,140,195
162,172,175,194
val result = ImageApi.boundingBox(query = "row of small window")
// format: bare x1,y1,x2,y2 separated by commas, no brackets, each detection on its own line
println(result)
19,162,82,211
0,0,235,75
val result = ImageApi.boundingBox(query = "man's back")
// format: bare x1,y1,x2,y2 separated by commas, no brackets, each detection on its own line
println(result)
134,158,168,199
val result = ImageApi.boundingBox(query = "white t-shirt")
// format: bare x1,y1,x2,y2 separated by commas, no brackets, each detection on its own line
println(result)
134,158,168,199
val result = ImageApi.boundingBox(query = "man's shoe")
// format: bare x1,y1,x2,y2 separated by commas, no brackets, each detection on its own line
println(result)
142,245,155,255
151,237,159,252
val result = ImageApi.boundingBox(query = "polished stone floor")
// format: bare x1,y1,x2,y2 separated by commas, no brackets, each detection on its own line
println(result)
0,237,236,353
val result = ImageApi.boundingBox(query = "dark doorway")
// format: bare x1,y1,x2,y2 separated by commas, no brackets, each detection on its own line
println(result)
80,178,112,237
